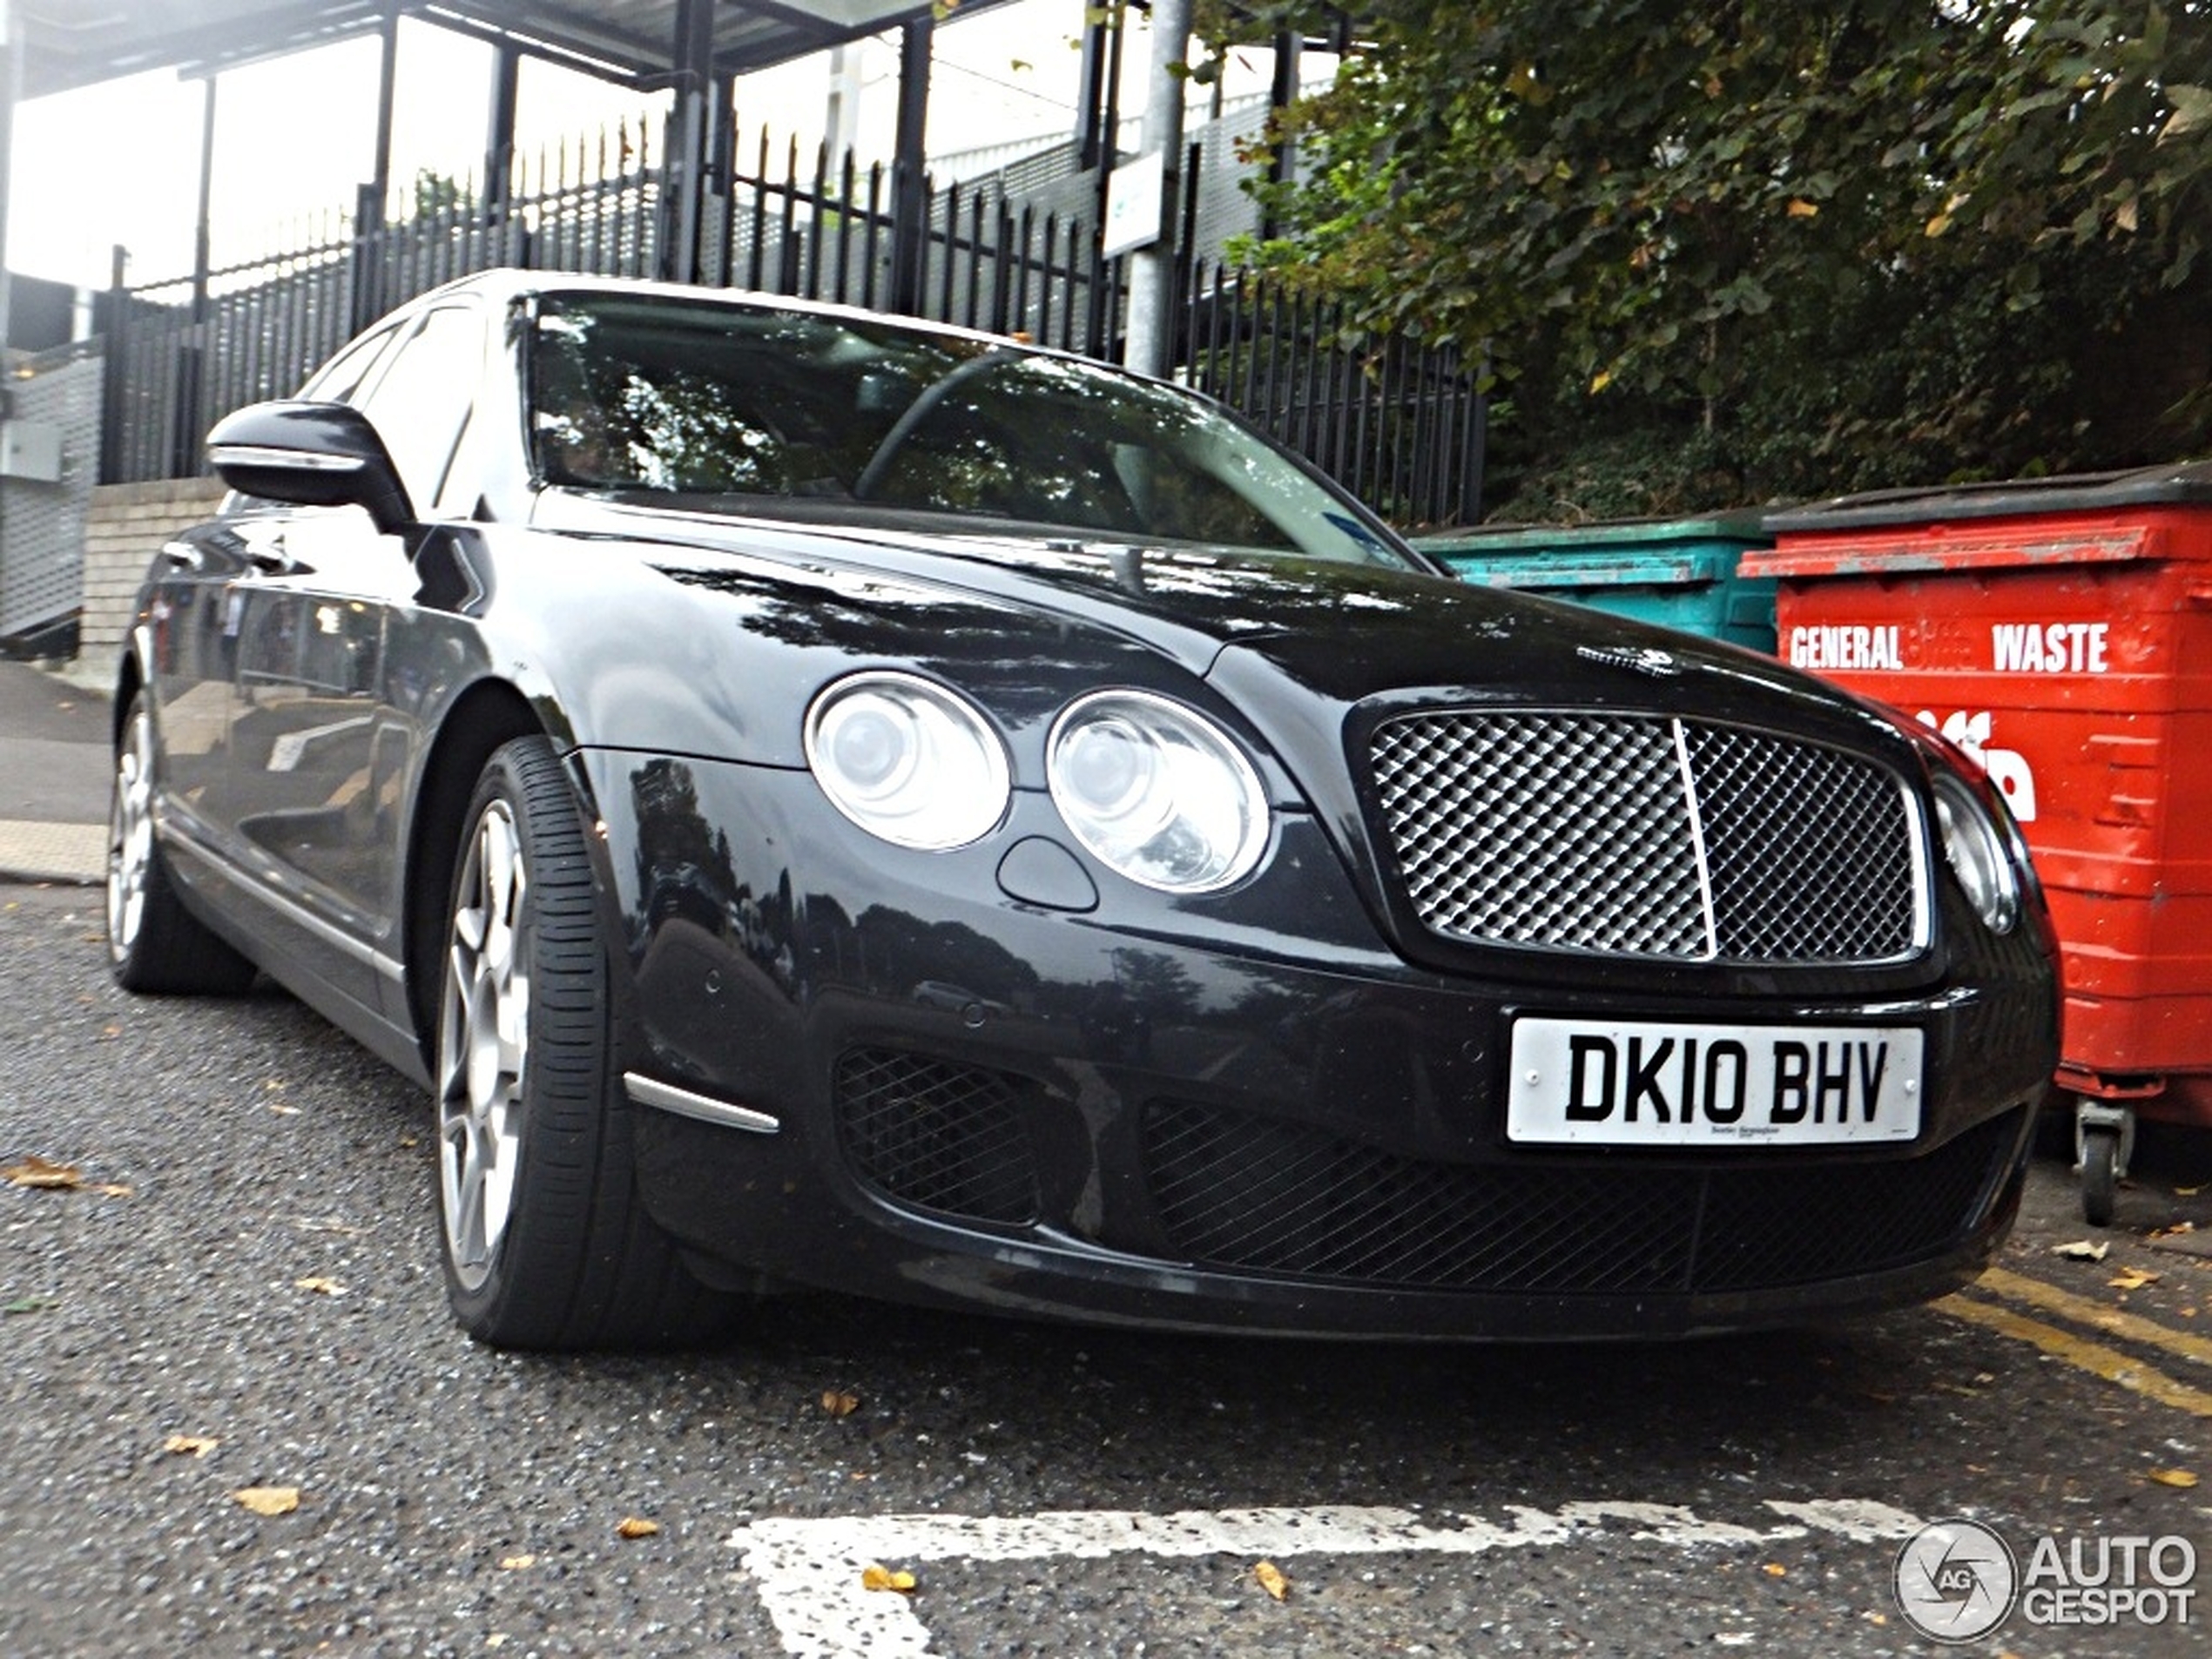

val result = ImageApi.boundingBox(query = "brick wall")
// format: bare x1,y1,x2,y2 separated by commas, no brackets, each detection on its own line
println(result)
78,479,228,667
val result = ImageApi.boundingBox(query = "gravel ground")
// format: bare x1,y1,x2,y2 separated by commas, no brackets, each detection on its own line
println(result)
5,880,2210,1658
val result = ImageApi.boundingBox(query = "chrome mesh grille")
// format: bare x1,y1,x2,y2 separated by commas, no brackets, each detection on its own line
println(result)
1369,711,1921,963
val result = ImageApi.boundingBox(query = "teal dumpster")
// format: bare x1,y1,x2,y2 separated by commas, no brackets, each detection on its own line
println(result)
1413,514,1777,652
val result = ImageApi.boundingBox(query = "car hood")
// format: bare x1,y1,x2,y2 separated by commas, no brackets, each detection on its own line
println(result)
525,494,1898,786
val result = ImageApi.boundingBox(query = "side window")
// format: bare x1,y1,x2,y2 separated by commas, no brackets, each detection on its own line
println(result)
299,322,402,404
354,306,485,515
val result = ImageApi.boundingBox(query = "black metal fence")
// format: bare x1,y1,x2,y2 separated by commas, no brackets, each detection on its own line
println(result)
100,121,1485,527
1188,262,1487,529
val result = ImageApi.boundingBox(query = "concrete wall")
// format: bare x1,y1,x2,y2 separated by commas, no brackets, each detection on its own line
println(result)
78,479,227,670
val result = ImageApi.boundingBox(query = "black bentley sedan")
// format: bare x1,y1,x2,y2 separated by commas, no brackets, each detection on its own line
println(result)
106,273,2059,1348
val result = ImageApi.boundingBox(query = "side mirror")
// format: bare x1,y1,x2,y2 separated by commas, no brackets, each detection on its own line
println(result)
206,401,414,536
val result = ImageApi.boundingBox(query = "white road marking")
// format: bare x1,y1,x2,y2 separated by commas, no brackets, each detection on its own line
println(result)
729,1496,1925,1656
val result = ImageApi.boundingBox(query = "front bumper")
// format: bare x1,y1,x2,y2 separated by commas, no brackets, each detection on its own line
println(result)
580,751,2056,1340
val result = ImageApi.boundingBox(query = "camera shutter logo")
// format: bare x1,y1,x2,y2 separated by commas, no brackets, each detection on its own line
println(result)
1895,1518,2020,1642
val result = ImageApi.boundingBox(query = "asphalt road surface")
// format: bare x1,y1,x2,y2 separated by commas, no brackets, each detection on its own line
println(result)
3,879,2209,1657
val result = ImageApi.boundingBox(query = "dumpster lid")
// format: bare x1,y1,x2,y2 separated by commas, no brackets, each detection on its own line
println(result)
1764,458,2212,534
1414,509,1769,555
1427,548,1740,590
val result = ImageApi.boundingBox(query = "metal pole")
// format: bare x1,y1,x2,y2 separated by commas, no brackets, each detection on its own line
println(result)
1123,0,1191,379
0,0,18,360
484,42,519,223
191,77,216,323
368,2,398,220
658,0,713,285
887,15,934,317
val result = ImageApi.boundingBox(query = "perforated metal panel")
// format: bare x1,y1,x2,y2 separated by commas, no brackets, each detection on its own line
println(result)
0,345,103,643
1142,1099,2022,1295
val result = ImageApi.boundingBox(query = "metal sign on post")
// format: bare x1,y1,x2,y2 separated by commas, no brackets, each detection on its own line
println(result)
1103,152,1164,259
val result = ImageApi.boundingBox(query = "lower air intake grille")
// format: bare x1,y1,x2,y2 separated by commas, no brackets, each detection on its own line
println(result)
836,1049,1040,1226
1368,711,1922,962
1141,1102,2020,1295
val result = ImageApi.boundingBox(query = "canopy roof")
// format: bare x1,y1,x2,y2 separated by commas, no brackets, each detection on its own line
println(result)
12,0,1013,98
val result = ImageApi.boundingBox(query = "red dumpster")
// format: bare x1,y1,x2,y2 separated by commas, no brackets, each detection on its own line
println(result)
1748,462,2212,1223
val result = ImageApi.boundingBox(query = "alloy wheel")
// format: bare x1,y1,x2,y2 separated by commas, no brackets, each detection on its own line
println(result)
438,798,532,1291
107,709,155,959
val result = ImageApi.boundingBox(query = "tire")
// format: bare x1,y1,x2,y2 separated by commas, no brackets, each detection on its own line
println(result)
434,735,736,1350
106,692,258,995
2080,1125,2120,1228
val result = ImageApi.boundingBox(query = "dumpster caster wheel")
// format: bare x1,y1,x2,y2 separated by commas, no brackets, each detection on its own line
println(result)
2074,1098,2134,1229
2081,1128,2120,1227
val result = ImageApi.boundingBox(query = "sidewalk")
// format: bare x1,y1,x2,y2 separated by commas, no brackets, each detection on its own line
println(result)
0,658,112,886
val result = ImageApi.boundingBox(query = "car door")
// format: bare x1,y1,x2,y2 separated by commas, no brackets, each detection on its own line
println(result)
215,301,489,1009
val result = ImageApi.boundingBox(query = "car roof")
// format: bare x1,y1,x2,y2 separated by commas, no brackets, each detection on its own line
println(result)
401,268,1106,370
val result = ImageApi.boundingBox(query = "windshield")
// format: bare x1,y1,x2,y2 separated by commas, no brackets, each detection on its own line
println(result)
528,293,1416,568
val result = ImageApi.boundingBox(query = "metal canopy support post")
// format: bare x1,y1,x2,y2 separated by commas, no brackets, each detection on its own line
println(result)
1075,10,1109,169
658,0,715,285
1123,0,1191,379
484,40,519,222
367,2,398,222
191,77,216,322
886,12,932,317
1261,28,1299,242
0,0,18,357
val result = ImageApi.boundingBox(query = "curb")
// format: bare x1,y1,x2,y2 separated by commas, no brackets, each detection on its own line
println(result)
0,819,107,887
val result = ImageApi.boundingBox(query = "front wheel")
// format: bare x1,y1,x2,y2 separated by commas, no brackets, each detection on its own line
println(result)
434,736,734,1349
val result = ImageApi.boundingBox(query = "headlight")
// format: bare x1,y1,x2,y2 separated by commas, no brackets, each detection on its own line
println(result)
1930,769,2020,934
805,672,1008,850
1047,691,1270,893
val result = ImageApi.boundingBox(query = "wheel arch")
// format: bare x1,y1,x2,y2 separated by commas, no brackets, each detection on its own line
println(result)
111,651,145,751
401,679,547,1072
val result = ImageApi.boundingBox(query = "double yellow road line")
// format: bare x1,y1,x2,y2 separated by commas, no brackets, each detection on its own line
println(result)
1940,1266,2212,1418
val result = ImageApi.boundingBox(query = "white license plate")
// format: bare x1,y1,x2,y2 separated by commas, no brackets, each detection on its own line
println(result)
1506,1018,1923,1147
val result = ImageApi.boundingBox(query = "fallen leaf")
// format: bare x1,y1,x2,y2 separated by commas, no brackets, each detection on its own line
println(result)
2148,1468,2200,1489
1762,1562,1788,1577
232,1486,300,1516
3,1156,84,1190
164,1434,219,1457
1785,199,1819,218
266,1103,301,1116
2,1296,55,1315
498,1554,536,1570
2110,1267,2161,1291
1254,1560,1291,1601
2177,1184,2203,1197
293,1277,345,1297
821,1389,861,1418
91,1183,134,1198
616,1516,660,1539
2053,1239,2110,1262
862,1564,918,1594
398,1135,419,1149
97,1023,122,1042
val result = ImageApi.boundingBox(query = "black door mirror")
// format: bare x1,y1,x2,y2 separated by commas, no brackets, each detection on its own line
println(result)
206,401,414,536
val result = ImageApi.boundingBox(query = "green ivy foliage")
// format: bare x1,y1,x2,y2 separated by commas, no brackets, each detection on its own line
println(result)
1201,1,2212,516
